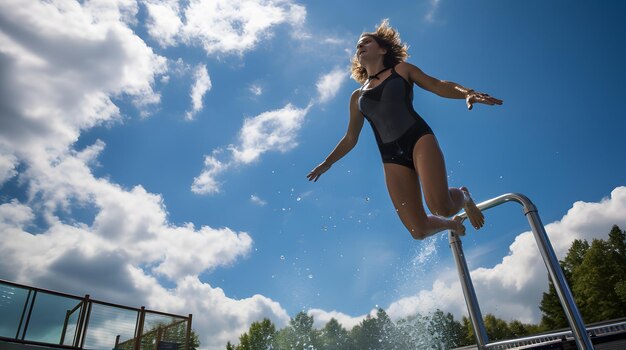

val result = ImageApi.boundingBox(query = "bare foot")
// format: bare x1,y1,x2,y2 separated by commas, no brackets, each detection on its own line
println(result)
450,215,466,236
460,186,484,230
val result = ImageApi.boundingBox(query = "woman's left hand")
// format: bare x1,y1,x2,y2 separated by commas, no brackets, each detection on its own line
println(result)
466,91,503,110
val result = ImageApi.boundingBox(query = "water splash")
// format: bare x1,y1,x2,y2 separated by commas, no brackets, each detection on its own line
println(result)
395,234,443,295
411,237,438,266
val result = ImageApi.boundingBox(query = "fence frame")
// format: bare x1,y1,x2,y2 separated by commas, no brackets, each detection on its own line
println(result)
0,279,192,350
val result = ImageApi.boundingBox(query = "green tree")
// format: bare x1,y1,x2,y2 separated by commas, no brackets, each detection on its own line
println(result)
483,314,513,341
462,314,538,345
319,318,354,350
573,226,626,322
427,310,466,349
394,314,430,350
349,308,397,350
508,320,541,338
608,226,626,304
461,316,475,346
274,312,320,350
540,226,626,329
234,318,277,350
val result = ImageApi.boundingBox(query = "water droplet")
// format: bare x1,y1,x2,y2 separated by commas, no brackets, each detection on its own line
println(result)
321,225,328,231
401,202,406,206
296,197,302,201
365,196,370,202
308,274,313,279
280,255,285,260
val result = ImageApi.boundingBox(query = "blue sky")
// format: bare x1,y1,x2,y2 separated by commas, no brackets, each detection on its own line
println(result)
1,1,625,349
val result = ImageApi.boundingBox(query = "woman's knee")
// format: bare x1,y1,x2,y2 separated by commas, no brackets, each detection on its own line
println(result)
405,223,429,240
427,199,455,218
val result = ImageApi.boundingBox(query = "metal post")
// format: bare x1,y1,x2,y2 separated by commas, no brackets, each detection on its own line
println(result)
16,289,32,340
60,310,71,345
74,294,90,348
21,290,37,341
447,193,594,349
79,297,92,349
186,314,193,350
134,307,146,350
449,230,489,349
525,209,594,350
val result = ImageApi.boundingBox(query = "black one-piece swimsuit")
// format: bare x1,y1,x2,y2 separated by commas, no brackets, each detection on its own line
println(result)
358,67,434,170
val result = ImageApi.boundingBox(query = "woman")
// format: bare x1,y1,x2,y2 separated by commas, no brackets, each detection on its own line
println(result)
307,20,502,238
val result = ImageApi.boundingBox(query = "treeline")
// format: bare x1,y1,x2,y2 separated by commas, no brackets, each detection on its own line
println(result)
225,309,543,350
226,225,626,350
540,224,626,328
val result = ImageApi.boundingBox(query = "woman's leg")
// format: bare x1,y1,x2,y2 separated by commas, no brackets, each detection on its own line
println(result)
383,163,464,240
413,134,484,229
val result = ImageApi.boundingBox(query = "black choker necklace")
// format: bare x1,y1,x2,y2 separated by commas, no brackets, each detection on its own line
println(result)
367,67,390,80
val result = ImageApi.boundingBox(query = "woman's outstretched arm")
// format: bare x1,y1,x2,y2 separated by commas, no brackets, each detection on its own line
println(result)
395,62,503,110
307,89,365,182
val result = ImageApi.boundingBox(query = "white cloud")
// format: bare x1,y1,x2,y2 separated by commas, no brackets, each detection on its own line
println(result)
143,0,183,47
250,194,267,206
0,2,292,349
191,152,230,195
385,186,626,324
149,276,291,350
316,66,348,104
425,0,442,24
144,0,307,55
0,0,166,161
232,103,311,164
192,103,311,194
191,64,348,195
186,64,212,120
308,308,368,330
0,151,18,186
249,84,263,96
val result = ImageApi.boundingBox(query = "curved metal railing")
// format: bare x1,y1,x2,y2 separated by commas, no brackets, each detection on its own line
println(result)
447,193,594,350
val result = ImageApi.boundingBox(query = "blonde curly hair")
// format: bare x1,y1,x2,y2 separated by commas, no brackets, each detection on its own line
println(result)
351,19,409,84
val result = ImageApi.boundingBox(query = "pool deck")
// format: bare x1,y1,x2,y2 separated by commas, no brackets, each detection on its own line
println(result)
453,318,626,350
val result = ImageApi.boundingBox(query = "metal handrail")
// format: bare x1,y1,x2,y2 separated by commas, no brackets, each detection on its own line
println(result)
0,279,192,350
447,193,594,350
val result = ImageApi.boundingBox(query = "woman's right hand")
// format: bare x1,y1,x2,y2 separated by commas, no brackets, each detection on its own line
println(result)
306,162,331,182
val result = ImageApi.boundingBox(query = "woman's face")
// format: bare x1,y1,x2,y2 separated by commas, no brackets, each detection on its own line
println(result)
356,35,385,63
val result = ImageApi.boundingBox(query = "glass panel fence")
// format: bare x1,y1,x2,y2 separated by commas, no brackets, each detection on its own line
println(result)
23,291,83,345
0,284,30,339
